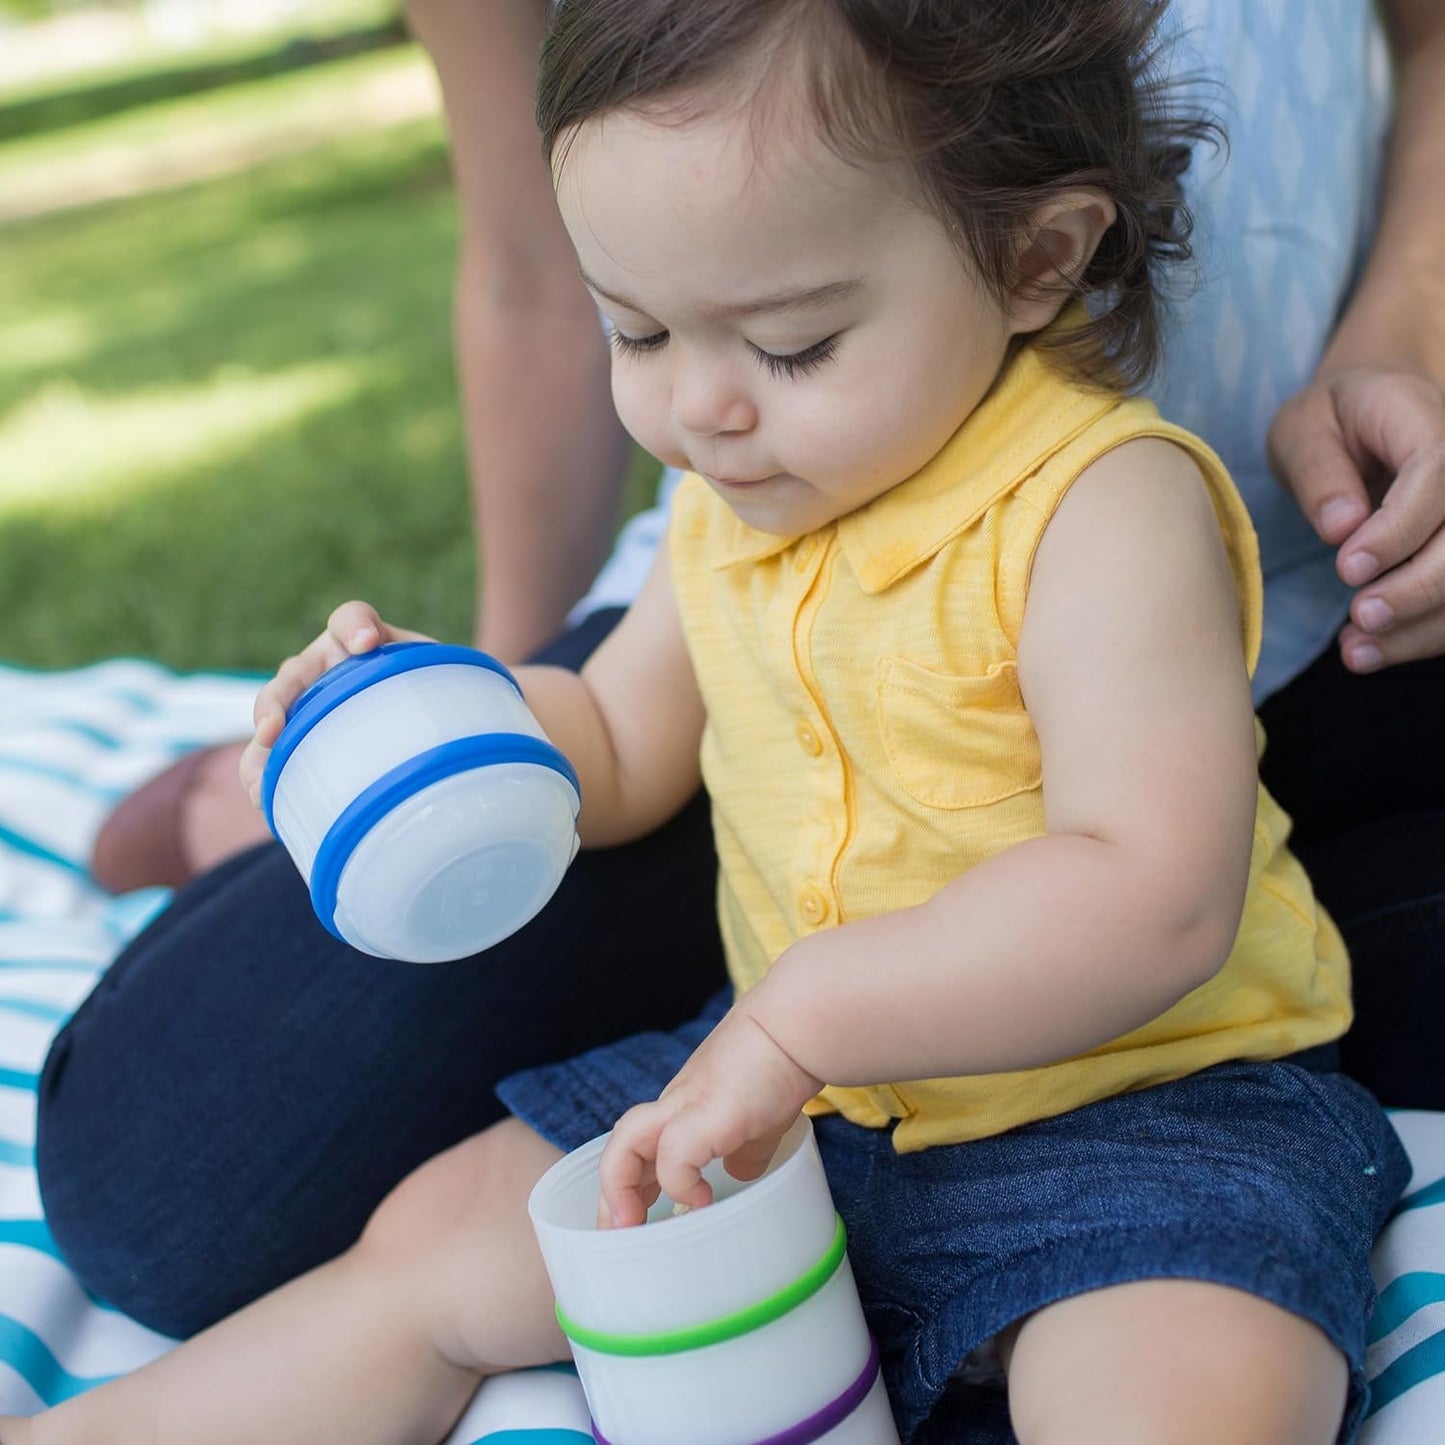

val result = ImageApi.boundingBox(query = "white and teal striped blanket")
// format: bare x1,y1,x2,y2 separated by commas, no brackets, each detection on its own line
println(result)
0,658,1441,1439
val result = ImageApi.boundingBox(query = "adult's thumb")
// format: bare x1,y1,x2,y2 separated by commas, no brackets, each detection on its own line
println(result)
1266,389,1370,544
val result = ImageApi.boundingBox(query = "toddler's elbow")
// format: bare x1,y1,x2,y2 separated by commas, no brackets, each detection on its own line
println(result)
1167,891,1246,994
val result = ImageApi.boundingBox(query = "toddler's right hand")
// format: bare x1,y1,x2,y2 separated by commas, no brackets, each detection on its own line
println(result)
240,600,434,805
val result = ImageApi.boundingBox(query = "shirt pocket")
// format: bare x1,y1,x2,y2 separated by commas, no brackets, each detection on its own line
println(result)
876,655,1041,810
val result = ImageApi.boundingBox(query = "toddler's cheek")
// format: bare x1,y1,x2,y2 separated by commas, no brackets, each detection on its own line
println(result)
613,378,680,467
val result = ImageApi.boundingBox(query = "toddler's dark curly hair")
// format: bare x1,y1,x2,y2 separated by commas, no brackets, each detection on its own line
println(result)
538,0,1217,390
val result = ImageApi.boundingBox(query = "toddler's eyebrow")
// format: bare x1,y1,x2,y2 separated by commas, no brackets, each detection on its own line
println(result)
580,271,863,321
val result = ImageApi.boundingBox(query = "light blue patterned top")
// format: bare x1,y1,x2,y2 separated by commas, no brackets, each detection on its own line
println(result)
1149,0,1390,696
575,0,1392,700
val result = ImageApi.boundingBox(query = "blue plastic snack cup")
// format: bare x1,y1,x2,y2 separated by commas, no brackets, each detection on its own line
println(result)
260,642,580,962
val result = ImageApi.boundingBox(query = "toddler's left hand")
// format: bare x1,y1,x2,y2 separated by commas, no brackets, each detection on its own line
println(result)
598,1001,822,1228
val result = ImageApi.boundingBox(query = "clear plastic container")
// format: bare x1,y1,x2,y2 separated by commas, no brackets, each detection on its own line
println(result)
261,643,580,962
528,1116,900,1445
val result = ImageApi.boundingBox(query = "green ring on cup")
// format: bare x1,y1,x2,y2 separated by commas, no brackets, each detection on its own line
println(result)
555,1214,847,1357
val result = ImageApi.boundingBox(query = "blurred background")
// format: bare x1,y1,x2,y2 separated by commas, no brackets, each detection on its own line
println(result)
0,0,655,673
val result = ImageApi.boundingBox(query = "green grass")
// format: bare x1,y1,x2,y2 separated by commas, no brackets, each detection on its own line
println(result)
0,42,422,192
0,48,658,672
0,6,408,143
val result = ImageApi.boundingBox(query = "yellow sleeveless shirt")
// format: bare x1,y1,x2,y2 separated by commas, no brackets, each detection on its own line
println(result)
668,339,1351,1152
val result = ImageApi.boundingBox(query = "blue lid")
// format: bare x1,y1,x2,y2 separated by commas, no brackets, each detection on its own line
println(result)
308,731,581,946
259,641,522,831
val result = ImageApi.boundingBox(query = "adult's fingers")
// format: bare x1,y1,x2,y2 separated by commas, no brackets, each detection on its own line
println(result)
1266,385,1372,544
1336,442,1445,589
1331,370,1445,485
1269,369,1445,543
1340,524,1445,670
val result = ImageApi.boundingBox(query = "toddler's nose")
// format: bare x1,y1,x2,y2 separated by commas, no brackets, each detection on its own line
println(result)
670,361,757,438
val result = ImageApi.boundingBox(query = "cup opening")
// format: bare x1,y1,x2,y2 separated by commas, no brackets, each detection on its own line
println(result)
529,1115,813,1246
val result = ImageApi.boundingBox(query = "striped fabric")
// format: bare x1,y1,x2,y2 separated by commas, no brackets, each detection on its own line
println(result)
0,658,1440,1437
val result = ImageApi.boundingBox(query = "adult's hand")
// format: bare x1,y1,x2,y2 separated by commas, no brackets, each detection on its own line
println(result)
1267,364,1445,672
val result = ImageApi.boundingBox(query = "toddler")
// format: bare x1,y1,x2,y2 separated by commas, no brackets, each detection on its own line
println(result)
7,1,1408,1441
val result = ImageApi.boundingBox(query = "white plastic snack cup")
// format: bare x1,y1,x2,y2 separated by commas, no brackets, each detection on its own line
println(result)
528,1116,900,1445
260,642,580,962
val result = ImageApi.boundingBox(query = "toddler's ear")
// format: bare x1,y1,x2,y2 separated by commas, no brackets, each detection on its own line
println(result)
1008,190,1117,334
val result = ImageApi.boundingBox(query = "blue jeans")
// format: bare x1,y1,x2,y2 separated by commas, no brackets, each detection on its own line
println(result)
501,989,1407,1444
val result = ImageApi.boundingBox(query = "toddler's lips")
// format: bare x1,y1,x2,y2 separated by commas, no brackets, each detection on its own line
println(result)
706,473,775,489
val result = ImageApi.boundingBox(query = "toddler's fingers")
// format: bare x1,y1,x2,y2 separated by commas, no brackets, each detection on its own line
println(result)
245,636,344,774
244,669,303,806
252,652,319,734
258,618,362,729
242,601,433,806
723,1128,787,1184
599,1106,667,1228
327,599,386,654
653,1117,719,1214
250,667,291,747
238,737,270,806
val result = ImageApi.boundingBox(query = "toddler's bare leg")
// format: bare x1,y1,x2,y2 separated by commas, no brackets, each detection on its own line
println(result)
1,1119,565,1445
1002,1278,1348,1444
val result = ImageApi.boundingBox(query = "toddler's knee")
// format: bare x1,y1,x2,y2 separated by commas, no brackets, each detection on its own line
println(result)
1011,1392,1340,1445
355,1142,460,1263
354,1176,429,1270
356,1119,560,1291
357,1120,522,1262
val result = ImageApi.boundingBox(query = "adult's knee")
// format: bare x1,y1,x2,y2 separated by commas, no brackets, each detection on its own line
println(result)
38,988,359,1335
1301,809,1445,1109
36,1019,320,1339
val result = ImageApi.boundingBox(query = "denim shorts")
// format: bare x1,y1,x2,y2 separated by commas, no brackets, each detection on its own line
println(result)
499,989,1409,1444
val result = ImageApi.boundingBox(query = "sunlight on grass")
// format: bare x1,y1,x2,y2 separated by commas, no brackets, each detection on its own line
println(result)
0,311,96,375
0,47,438,223
0,48,654,669
0,97,467,667
0,0,402,106
0,360,375,513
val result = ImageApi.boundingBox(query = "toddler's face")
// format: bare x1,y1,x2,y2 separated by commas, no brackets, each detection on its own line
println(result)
554,91,1023,536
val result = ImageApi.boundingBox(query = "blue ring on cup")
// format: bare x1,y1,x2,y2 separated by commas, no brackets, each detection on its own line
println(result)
260,642,524,833
308,732,582,947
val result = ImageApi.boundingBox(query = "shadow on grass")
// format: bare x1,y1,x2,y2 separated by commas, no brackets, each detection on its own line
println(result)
0,118,479,670
0,120,457,405
0,106,663,672
0,403,478,672
0,17,411,145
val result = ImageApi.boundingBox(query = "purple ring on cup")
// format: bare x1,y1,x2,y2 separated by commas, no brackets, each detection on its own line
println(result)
589,1335,882,1445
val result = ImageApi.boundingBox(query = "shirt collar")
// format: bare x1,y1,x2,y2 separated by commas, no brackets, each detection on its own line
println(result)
704,310,1118,590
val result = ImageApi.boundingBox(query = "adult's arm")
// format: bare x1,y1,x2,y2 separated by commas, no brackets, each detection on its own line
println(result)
407,0,633,664
1267,0,1445,670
